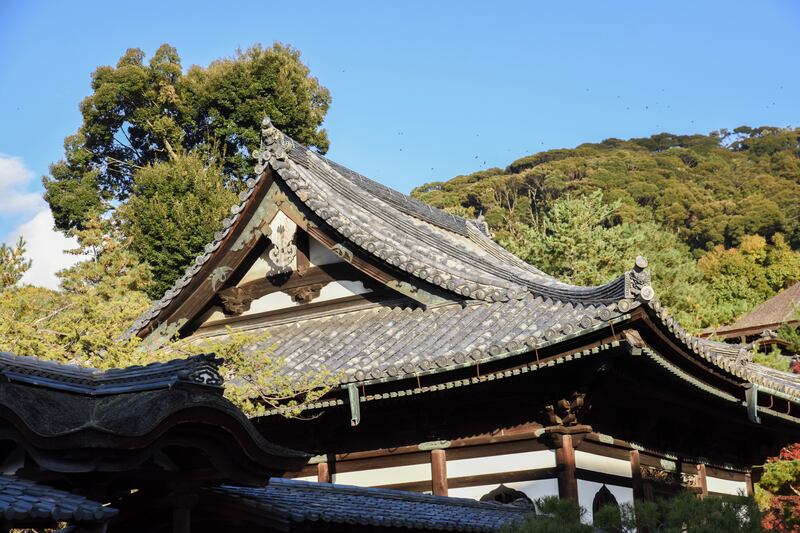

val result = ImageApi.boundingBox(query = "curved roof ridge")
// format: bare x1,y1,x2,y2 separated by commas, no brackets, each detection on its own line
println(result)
261,117,649,305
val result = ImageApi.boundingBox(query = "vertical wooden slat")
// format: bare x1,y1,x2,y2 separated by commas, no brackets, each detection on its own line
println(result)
431,449,448,496
745,472,754,497
317,461,331,483
630,449,644,501
697,463,708,498
556,434,578,500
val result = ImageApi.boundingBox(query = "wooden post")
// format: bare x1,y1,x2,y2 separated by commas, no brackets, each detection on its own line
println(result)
431,449,448,496
556,434,578,500
697,463,708,498
317,461,331,483
630,449,644,501
745,472,754,497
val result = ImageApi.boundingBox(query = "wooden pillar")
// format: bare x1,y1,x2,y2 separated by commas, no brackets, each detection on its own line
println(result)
630,450,644,501
431,449,448,496
745,472,754,497
556,434,578,500
697,463,708,498
317,461,331,483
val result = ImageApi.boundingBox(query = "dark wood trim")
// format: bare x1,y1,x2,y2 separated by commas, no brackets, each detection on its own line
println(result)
196,292,403,334
331,451,431,474
630,450,644,501
296,229,310,277
705,465,748,480
447,468,559,490
574,468,633,488
556,434,578,500
697,463,708,497
431,449,447,496
745,473,754,497
445,438,550,461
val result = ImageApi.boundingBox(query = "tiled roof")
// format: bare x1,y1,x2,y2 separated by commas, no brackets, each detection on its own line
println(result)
209,478,530,532
194,295,800,404
0,352,223,395
0,476,117,524
236,294,624,384
126,118,647,338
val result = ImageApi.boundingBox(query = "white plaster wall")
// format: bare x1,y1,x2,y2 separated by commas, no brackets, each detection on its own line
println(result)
309,238,342,266
575,451,632,478
447,450,556,478
577,480,633,524
449,479,559,501
706,476,748,496
331,463,431,487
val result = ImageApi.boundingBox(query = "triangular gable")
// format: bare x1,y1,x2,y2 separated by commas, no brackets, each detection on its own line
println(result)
125,117,800,415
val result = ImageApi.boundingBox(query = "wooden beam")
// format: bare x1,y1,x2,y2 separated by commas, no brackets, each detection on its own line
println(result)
630,450,644,501
745,472,754,497
317,461,331,483
697,463,708,498
296,229,310,276
556,434,578,500
431,449,448,496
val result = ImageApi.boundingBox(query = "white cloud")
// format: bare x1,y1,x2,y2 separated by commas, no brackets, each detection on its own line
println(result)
0,154,45,214
0,154,83,290
11,209,83,290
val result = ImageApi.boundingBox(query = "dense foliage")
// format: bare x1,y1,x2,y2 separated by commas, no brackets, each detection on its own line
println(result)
414,127,800,330
43,42,330,232
0,220,334,415
0,237,31,290
43,42,331,295
756,443,800,530
504,493,762,532
118,153,237,297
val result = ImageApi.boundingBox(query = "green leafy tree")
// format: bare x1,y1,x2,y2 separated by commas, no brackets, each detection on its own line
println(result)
0,221,337,414
756,443,800,530
0,237,32,290
118,153,238,297
698,234,800,326
413,127,800,251
501,192,713,329
504,493,762,533
43,42,331,232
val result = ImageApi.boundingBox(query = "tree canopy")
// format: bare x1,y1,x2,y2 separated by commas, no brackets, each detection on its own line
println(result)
44,42,331,232
414,127,800,330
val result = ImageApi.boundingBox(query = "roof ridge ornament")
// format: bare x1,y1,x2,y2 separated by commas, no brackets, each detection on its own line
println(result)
625,256,655,302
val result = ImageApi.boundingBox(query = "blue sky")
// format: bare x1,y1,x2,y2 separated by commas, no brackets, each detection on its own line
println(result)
0,1,798,286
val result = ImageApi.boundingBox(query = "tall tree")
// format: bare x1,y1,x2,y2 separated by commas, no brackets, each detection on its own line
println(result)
118,153,237,298
43,42,331,232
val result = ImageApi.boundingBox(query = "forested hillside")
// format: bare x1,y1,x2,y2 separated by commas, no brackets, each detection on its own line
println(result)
412,127,800,331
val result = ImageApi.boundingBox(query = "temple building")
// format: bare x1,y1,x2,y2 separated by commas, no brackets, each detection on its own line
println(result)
120,118,800,522
701,282,800,354
0,352,527,532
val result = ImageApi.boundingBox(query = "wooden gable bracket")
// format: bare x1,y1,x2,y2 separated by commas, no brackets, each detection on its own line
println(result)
347,383,361,426
745,384,761,424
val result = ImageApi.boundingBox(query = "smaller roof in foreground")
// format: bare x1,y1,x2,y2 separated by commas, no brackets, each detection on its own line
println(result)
0,475,117,524
209,478,530,532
